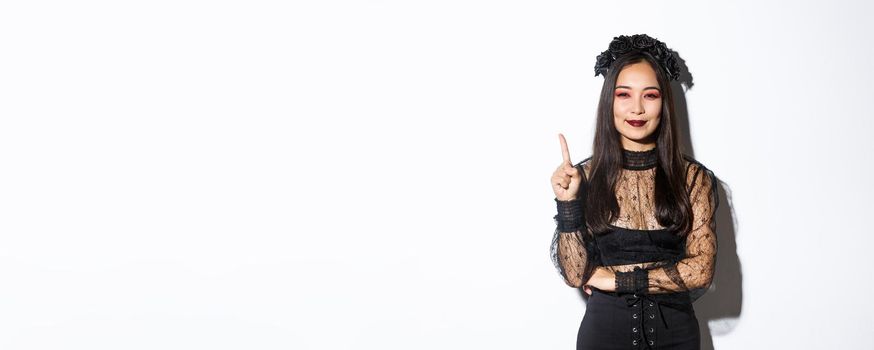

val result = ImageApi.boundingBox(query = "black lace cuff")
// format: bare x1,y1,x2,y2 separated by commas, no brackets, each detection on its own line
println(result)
615,266,649,294
554,198,583,232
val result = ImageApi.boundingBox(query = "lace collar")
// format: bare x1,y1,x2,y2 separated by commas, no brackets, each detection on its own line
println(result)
622,147,658,170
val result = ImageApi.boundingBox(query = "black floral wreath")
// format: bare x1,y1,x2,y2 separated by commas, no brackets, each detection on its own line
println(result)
594,34,681,81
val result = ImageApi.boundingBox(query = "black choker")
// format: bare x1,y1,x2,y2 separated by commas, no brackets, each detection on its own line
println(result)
622,147,658,170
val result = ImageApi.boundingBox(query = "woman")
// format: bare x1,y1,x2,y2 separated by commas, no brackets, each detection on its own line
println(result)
549,34,719,350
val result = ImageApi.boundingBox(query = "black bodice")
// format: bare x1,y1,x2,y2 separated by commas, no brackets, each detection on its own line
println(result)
594,226,686,266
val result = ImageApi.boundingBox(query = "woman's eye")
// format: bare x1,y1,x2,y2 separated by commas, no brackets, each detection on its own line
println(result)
616,92,659,98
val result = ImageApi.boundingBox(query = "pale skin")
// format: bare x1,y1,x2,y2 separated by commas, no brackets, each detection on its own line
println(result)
552,61,663,295
612,61,663,151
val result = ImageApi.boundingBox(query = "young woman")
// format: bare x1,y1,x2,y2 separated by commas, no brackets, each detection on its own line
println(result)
549,34,719,350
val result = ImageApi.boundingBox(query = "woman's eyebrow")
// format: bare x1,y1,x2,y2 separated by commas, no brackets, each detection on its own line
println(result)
615,85,661,92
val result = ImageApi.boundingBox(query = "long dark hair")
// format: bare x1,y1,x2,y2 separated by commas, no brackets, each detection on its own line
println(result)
585,51,693,237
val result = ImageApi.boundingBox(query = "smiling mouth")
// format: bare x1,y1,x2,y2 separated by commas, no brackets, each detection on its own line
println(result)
626,120,647,127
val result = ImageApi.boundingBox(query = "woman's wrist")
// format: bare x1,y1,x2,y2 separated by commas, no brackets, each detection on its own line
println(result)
615,266,648,294
554,197,583,232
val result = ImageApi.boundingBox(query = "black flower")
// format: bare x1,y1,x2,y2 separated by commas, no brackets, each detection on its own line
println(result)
594,49,614,77
631,34,656,49
608,36,633,56
649,42,668,60
663,56,681,80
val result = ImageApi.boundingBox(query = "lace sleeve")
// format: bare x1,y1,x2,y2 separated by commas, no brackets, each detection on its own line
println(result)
550,163,600,288
617,162,719,301
551,226,601,288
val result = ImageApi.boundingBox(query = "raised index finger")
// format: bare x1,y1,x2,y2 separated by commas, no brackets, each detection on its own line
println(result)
558,133,571,165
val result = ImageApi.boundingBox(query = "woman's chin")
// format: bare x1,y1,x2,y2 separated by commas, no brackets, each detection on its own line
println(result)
621,133,656,142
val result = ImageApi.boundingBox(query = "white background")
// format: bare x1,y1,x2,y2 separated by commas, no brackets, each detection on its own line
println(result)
1,1,872,349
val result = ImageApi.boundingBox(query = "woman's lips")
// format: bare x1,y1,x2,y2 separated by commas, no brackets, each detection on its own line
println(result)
626,120,647,127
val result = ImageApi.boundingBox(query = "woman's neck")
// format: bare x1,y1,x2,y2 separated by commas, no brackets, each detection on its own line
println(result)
620,138,656,152
621,146,658,170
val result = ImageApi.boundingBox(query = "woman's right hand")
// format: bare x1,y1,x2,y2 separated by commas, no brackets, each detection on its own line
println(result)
552,133,582,201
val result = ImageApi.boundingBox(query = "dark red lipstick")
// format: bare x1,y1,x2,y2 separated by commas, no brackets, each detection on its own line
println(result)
626,120,647,127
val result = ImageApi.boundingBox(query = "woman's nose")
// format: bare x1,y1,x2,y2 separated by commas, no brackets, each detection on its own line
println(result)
630,97,644,115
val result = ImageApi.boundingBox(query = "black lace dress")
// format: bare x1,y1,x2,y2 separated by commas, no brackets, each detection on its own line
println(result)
550,147,719,350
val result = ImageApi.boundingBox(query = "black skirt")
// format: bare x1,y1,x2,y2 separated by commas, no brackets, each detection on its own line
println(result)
577,288,700,350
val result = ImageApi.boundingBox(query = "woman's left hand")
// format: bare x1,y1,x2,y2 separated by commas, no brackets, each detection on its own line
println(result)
585,267,615,293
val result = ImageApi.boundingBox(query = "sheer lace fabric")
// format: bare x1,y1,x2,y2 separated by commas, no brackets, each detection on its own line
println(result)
550,149,719,303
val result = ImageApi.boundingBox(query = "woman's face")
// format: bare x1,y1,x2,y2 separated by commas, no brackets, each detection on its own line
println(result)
612,61,663,151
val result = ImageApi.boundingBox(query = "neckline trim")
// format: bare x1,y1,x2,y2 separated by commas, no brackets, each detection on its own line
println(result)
622,147,658,170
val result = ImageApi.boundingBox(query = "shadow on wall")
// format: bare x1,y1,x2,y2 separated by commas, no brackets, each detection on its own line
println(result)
671,55,744,350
